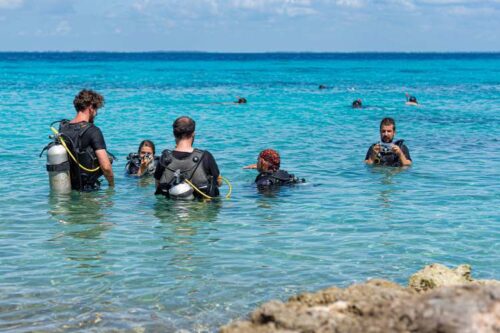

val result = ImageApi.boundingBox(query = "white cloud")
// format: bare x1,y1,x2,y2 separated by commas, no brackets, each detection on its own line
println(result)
447,5,498,16
55,20,71,35
0,0,23,9
335,0,364,8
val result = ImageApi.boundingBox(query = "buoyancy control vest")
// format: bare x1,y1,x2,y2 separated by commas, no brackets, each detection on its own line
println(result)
375,139,405,167
157,149,218,198
255,170,305,188
58,120,103,191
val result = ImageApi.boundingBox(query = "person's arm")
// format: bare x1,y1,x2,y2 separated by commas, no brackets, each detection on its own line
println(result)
243,163,257,169
95,149,115,186
204,152,222,187
364,145,380,165
89,127,114,187
392,145,412,166
153,162,164,192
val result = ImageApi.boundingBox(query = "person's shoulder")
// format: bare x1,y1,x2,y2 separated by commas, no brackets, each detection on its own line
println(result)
198,149,216,160
83,123,102,135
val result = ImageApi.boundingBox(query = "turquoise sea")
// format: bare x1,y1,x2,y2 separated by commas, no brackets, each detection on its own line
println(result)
0,53,499,332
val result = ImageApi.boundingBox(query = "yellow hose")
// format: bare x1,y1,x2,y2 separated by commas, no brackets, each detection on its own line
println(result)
50,127,100,173
184,179,213,200
184,176,232,200
221,176,232,199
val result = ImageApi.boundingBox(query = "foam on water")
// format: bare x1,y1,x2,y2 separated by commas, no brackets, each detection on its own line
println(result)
0,53,499,332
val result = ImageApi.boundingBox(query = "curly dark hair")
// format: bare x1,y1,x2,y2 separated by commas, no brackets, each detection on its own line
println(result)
73,89,104,112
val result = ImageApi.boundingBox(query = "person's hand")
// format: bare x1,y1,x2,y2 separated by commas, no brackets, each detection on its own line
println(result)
371,144,381,159
391,145,403,157
243,163,257,169
141,155,152,167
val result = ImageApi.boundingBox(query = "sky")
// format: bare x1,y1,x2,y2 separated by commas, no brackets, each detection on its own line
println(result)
0,0,499,52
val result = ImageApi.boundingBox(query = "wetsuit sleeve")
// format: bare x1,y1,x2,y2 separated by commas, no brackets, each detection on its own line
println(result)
365,145,374,160
202,151,220,178
402,145,412,161
88,127,107,151
154,163,165,180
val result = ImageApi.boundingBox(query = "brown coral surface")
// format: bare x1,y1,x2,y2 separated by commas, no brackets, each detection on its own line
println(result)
220,264,500,333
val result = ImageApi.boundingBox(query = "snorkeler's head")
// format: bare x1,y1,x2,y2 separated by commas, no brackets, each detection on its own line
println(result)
352,99,362,108
258,149,280,172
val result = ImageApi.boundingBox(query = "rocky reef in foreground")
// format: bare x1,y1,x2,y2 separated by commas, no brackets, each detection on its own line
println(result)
220,264,500,333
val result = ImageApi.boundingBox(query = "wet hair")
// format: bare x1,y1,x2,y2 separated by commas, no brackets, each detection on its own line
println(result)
173,116,195,139
138,140,155,155
259,149,280,172
236,97,247,104
380,117,396,131
352,99,362,108
73,89,104,112
409,96,417,103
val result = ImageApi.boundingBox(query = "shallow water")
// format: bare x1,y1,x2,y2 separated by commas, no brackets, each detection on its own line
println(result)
0,53,499,332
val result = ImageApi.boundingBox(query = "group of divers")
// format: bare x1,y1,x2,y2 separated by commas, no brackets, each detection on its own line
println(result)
43,89,415,200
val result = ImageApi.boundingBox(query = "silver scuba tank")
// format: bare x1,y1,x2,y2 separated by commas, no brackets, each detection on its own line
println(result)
47,143,72,193
168,169,194,200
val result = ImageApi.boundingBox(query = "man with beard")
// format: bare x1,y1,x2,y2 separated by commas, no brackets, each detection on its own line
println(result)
365,117,412,167
58,89,114,191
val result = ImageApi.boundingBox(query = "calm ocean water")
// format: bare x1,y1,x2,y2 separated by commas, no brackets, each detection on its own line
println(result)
0,53,499,332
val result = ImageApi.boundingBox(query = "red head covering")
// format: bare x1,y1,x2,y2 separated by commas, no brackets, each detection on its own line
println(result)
259,149,280,171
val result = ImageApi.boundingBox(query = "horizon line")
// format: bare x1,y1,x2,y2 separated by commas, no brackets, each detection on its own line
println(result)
1,50,499,54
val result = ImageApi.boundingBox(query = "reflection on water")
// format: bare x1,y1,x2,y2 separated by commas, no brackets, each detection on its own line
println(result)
47,190,115,277
369,166,407,208
48,190,115,240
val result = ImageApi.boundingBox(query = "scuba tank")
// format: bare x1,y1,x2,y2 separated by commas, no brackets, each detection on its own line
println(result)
46,142,72,194
168,169,194,200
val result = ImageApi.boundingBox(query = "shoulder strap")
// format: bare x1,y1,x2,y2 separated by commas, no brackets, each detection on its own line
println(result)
186,150,205,181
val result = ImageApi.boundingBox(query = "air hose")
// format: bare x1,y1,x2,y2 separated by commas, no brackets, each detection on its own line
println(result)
184,176,232,200
50,127,100,173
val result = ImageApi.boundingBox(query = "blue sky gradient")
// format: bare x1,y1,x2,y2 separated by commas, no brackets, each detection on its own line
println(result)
0,0,499,51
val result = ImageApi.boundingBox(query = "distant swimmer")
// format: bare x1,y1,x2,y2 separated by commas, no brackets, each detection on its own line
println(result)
405,93,418,106
234,97,247,104
318,84,327,90
365,117,412,167
243,149,305,188
352,99,362,109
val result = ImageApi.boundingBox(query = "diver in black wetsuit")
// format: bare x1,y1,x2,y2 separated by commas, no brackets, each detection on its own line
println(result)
244,149,304,188
126,140,159,177
365,117,412,167
57,89,114,191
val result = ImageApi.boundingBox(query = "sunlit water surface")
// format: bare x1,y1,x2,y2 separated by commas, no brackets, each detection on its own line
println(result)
0,53,499,332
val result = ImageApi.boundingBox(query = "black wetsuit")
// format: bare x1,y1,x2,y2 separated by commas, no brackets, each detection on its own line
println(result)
255,170,304,188
365,140,411,167
126,154,159,176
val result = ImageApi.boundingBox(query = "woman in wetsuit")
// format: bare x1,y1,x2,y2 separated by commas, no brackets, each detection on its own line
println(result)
244,149,304,187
